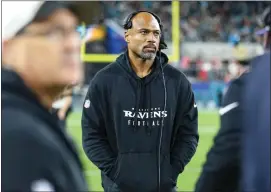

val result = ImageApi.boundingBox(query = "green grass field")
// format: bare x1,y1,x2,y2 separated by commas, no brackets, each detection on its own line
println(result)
67,111,220,192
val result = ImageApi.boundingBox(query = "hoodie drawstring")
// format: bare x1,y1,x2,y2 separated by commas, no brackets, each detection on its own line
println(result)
146,86,152,136
133,80,153,136
132,81,142,132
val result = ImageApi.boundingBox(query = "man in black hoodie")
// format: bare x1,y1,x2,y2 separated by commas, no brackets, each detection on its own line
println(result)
195,57,251,192
82,11,199,192
2,1,88,191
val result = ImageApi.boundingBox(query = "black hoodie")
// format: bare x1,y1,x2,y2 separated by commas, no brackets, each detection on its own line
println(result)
82,51,199,192
2,68,87,191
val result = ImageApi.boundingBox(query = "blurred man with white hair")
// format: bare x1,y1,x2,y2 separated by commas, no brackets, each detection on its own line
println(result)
2,1,88,191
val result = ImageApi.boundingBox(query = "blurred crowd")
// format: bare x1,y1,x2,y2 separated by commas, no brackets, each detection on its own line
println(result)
101,1,172,41
181,1,269,43
93,2,268,83
179,42,254,83
101,1,269,43
180,55,233,83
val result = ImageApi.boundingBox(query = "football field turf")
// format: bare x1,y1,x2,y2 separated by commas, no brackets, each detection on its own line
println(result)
67,111,220,192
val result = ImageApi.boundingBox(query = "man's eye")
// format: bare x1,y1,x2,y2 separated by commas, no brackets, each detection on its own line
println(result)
154,32,160,36
141,31,148,35
47,26,65,36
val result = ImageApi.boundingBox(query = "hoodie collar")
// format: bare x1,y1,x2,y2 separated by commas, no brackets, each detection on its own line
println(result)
116,50,168,84
2,67,84,169
1,67,60,132
2,68,47,110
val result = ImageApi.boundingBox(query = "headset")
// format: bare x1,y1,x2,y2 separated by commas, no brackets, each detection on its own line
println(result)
123,10,167,192
123,10,168,50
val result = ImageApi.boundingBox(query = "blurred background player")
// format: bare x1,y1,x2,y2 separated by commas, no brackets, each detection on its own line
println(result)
194,40,252,192
195,5,270,192
241,6,270,192
2,1,89,191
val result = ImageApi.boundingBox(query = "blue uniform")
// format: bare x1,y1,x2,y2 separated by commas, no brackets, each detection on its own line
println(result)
241,51,270,192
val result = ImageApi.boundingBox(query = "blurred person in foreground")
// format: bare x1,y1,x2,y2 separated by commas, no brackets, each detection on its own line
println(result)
82,11,199,192
195,48,252,192
241,6,270,192
2,1,88,191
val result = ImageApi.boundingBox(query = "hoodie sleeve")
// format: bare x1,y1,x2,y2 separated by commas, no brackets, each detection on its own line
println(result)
170,78,199,181
81,76,117,179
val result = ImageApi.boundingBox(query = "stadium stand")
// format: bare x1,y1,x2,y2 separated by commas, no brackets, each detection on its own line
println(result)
100,1,269,43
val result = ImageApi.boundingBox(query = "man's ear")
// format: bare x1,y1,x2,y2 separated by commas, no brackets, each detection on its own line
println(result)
2,39,14,61
2,40,9,53
124,30,130,43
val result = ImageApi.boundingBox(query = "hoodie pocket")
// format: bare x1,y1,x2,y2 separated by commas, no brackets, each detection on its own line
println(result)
160,154,176,191
114,153,158,192
112,155,123,181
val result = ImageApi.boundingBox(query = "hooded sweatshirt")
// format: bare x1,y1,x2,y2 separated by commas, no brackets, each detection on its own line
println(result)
82,51,199,192
2,68,87,191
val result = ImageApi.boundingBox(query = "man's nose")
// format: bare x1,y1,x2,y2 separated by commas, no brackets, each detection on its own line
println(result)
146,33,156,43
64,32,81,52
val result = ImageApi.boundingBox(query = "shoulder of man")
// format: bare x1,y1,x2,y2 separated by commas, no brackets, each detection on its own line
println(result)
2,108,87,191
2,97,71,158
219,80,242,116
219,67,252,117
2,114,61,190
222,71,249,104
2,107,61,153
250,51,270,69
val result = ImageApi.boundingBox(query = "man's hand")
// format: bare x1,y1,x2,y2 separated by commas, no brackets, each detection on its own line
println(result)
57,110,66,120
56,96,72,120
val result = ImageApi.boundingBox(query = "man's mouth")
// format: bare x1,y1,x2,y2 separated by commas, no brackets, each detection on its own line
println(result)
144,45,156,51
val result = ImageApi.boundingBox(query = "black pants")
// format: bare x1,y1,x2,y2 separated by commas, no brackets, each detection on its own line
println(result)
101,172,178,192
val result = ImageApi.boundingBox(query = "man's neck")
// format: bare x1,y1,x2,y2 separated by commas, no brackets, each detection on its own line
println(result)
128,50,155,78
